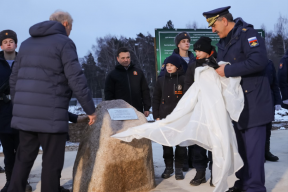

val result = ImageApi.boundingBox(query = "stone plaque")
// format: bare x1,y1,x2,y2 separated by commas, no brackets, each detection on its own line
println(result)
107,108,138,120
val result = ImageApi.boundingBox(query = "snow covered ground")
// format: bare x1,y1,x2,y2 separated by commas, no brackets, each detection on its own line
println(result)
0,107,287,153
274,107,288,121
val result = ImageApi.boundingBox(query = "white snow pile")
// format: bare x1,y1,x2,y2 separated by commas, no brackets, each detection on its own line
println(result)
274,108,288,122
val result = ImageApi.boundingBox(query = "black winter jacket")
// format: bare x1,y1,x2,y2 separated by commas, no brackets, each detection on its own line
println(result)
9,21,95,133
153,70,185,119
184,48,218,93
104,63,151,112
0,51,17,133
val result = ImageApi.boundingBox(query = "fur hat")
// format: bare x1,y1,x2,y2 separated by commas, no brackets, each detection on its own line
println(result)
175,32,191,47
0,30,18,45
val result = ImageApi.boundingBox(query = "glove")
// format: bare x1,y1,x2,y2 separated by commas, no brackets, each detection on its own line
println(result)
275,105,281,111
283,99,288,104
206,57,219,69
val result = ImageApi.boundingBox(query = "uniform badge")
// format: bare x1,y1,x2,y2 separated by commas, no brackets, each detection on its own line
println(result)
242,28,247,32
5,33,8,35
161,64,165,70
133,71,138,75
248,37,259,47
280,63,283,69
177,85,182,91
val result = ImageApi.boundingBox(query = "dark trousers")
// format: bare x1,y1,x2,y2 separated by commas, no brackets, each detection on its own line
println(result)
234,125,266,192
162,145,187,168
0,133,19,180
8,130,67,192
266,122,272,142
192,144,212,171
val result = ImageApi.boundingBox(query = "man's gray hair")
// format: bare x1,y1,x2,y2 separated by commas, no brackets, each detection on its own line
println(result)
49,10,73,25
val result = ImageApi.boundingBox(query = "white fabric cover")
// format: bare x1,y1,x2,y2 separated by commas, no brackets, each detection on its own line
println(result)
112,62,244,192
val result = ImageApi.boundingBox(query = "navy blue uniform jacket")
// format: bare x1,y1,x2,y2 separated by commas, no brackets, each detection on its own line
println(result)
0,51,17,133
217,18,274,130
265,60,281,106
278,49,288,101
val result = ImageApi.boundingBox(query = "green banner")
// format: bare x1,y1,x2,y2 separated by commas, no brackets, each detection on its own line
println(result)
154,29,265,74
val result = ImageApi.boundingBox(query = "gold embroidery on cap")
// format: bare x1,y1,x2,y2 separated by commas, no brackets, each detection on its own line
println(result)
206,15,219,27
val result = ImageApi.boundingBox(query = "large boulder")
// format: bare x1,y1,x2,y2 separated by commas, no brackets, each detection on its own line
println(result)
72,100,155,192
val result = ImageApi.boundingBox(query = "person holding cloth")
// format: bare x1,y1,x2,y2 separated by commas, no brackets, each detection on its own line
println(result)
152,54,186,180
184,36,218,187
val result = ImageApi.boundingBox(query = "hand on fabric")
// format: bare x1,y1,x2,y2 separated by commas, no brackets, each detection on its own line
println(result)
156,118,160,121
283,100,288,104
88,112,97,125
215,64,226,77
275,105,282,111
77,115,89,123
144,111,150,117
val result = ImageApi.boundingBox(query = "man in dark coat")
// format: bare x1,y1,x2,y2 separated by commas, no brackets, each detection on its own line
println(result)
104,47,151,116
159,32,196,77
265,60,281,162
203,6,273,192
0,30,33,192
8,11,96,192
278,49,288,108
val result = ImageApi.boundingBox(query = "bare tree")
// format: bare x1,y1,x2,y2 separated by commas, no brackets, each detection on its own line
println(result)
163,20,174,29
274,14,288,54
186,21,198,29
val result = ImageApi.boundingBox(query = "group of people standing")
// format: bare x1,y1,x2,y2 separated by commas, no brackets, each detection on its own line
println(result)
0,5,287,192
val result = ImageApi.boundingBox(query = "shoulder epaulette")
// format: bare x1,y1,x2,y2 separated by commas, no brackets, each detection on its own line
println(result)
242,28,248,32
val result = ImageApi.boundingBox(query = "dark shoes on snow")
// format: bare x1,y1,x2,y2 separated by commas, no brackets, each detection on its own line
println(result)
161,167,184,180
265,141,279,162
226,187,246,192
190,170,206,186
60,186,70,192
161,167,174,179
175,168,184,180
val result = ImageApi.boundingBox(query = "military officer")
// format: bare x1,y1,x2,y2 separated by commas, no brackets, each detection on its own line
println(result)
203,6,273,192
0,30,33,192
278,49,288,109
265,60,281,162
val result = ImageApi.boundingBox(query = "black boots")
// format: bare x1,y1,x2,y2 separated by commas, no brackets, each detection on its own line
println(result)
26,181,32,192
0,166,4,173
175,168,184,180
190,170,206,186
161,167,174,179
265,141,279,161
161,167,184,180
226,187,246,192
60,186,70,192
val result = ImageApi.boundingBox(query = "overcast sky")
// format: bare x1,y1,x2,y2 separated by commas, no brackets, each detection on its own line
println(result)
1,0,287,58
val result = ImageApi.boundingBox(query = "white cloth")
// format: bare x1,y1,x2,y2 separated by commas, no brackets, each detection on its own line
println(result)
112,62,244,192
283,99,288,104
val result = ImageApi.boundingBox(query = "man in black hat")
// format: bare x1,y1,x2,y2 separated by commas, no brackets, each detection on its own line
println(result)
159,32,196,77
0,30,32,192
203,6,273,192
